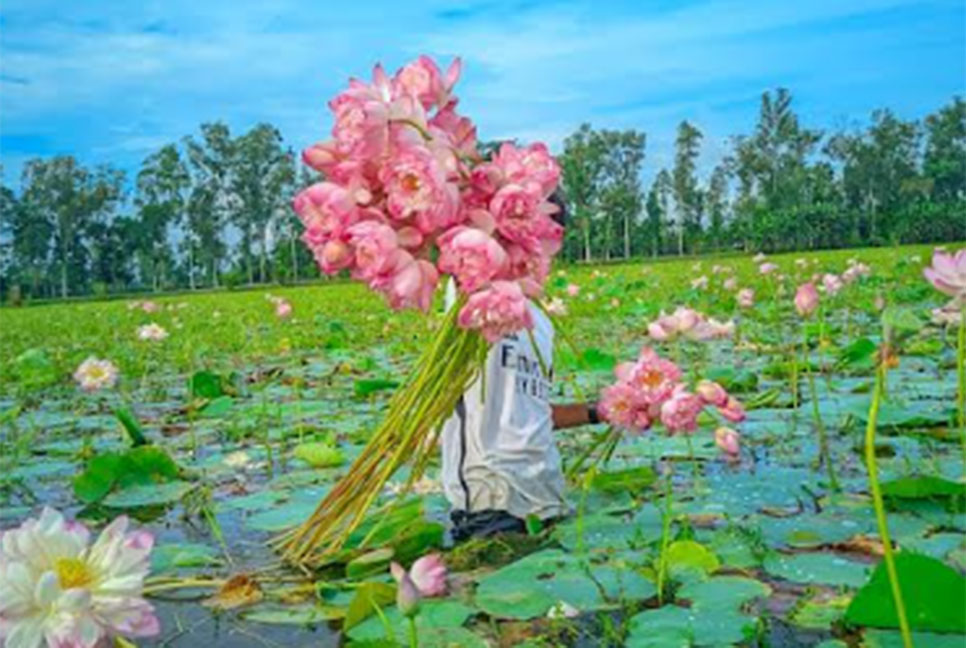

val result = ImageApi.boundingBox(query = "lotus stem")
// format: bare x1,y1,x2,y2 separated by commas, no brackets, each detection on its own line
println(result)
957,303,965,477
865,359,913,648
804,327,838,492
657,467,673,606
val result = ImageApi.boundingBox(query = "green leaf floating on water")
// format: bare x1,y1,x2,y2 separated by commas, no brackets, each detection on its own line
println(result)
592,465,657,495
200,395,234,418
190,369,225,399
73,446,181,504
474,548,656,620
347,599,481,647
763,552,870,588
103,480,195,508
354,378,399,397
880,474,966,499
845,552,966,633
293,441,345,468
665,540,720,582
704,366,759,393
152,542,221,572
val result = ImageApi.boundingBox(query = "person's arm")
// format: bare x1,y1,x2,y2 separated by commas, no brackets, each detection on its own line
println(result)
551,402,601,430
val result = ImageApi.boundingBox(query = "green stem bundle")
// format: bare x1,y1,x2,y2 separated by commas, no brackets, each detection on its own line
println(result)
865,360,913,648
275,297,488,567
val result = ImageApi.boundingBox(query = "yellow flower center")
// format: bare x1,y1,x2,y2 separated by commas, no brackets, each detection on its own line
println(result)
55,557,95,590
87,367,105,380
401,173,421,193
638,369,665,388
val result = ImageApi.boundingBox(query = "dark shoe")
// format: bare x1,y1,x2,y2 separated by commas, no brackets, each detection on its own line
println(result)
450,509,526,542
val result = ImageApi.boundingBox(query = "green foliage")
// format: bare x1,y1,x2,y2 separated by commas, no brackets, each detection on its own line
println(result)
845,553,966,633
73,446,181,505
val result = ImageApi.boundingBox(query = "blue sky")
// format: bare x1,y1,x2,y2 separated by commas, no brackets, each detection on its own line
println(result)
1,0,964,188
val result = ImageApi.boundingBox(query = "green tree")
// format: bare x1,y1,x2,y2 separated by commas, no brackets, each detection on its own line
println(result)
184,123,234,287
672,120,702,255
645,169,672,257
559,124,608,261
135,145,189,290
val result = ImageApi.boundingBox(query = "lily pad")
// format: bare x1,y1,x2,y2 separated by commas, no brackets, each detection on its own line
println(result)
763,552,870,588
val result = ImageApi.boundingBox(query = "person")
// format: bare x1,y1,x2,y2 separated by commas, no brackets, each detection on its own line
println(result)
439,193,601,541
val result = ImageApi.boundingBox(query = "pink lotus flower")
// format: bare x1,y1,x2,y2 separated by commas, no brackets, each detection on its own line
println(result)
275,299,293,319
842,261,871,283
598,381,647,431
458,281,534,342
794,282,819,317
923,248,966,299
696,380,728,407
347,221,401,282
140,301,159,314
715,426,741,457
566,283,580,297
737,288,755,309
73,357,119,392
437,226,508,293
689,318,735,341
489,183,543,247
616,348,683,404
382,146,459,234
136,323,168,342
717,396,747,423
932,301,964,327
544,297,568,316
393,55,460,111
821,273,843,296
690,276,709,290
758,262,778,275
0,508,159,647
660,386,704,434
389,554,447,617
647,307,701,341
491,142,561,198
723,277,738,291
374,254,439,312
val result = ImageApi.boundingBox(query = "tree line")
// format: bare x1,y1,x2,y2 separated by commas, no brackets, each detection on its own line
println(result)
1,89,963,299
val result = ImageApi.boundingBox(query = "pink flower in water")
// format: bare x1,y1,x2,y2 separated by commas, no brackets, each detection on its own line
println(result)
821,273,843,296
717,396,747,423
437,226,508,293
617,347,682,405
73,357,119,392
695,380,728,407
648,307,702,341
660,386,704,434
543,297,567,316
923,248,966,299
932,301,964,327
275,299,293,319
715,426,741,458
758,262,778,275
689,318,735,341
0,508,159,647
138,301,159,314
390,564,421,618
136,323,168,342
690,275,709,290
723,277,738,291
737,288,755,309
566,283,580,297
794,282,820,317
458,281,534,342
407,554,448,597
599,381,651,432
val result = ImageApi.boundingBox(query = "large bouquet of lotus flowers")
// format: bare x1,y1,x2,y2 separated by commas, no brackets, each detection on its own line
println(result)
277,56,562,566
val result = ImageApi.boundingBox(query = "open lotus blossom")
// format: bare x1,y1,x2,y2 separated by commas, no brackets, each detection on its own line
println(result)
690,275,709,290
565,283,580,297
599,347,746,436
690,317,736,341
923,248,966,300
543,297,567,317
821,273,843,296
737,288,755,309
723,277,738,291
842,261,871,283
0,508,159,648
647,307,701,341
758,262,778,275
136,323,168,342
140,301,159,314
73,357,119,392
295,55,561,340
794,282,820,317
932,301,964,327
715,426,741,457
275,300,293,319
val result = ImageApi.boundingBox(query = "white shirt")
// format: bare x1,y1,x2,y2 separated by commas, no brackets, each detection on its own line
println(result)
439,281,568,520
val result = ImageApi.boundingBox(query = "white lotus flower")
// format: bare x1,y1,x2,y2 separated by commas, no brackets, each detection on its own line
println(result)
0,508,159,648
73,357,118,392
136,323,168,342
